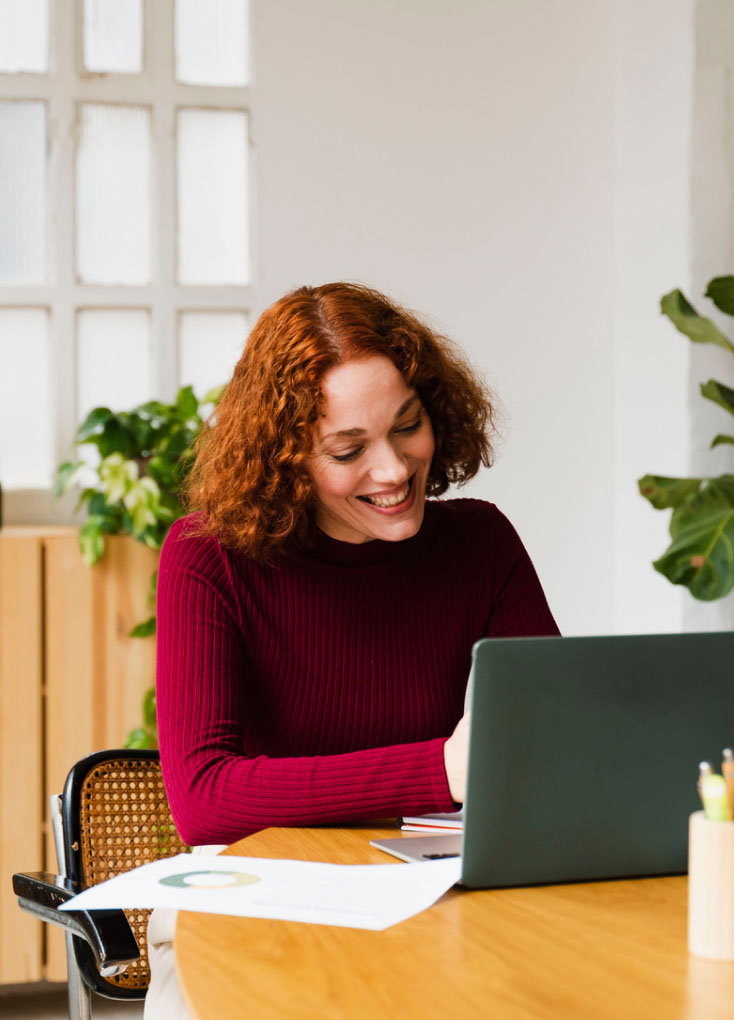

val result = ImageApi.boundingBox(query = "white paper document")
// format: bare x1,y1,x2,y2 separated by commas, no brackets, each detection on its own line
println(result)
58,853,462,931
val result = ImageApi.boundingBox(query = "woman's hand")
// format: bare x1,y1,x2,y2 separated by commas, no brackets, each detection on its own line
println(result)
443,714,470,805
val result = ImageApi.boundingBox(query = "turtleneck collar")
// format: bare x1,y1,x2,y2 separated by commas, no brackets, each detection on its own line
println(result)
302,501,440,567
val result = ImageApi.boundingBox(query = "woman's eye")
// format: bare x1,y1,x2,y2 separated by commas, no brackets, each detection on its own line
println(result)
327,417,421,462
331,447,362,463
395,418,422,435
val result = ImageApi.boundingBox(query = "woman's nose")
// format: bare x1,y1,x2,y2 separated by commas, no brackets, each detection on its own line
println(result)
369,441,409,484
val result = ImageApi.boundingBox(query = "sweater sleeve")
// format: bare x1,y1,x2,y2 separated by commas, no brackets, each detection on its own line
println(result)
156,526,456,846
482,505,560,638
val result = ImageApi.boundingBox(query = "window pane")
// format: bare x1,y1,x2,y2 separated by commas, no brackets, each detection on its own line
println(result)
175,0,249,86
77,310,152,423
177,109,249,285
83,0,143,74
0,102,46,285
76,104,151,285
179,311,247,396
0,0,49,73
0,310,52,487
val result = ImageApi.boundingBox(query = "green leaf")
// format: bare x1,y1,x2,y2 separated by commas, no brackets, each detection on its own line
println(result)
701,379,734,416
711,434,734,449
142,687,156,728
160,427,193,460
124,727,157,750
97,508,124,534
669,480,733,536
87,491,111,517
97,421,139,459
173,451,195,489
706,474,734,503
128,418,156,454
54,460,83,497
123,476,161,535
176,385,198,419
660,290,734,354
77,419,137,459
146,570,158,609
74,488,97,513
655,483,734,600
129,615,156,638
75,406,115,441
134,400,167,420
637,475,703,510
79,518,105,566
160,487,185,508
140,527,165,551
100,453,138,505
154,493,182,523
147,455,177,489
202,383,226,405
705,276,734,316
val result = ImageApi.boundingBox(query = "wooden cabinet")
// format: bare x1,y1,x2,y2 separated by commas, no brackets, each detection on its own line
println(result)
0,527,158,984
0,532,43,983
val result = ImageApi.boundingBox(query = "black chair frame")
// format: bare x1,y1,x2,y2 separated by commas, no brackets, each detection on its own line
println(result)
13,748,179,1019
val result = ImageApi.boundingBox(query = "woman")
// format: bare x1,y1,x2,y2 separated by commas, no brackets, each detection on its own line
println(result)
146,282,558,1016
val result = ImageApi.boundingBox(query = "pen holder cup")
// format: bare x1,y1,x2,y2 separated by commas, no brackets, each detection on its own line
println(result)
688,811,734,961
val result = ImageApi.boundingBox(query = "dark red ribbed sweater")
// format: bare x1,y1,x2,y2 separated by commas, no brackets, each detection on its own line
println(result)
156,498,559,845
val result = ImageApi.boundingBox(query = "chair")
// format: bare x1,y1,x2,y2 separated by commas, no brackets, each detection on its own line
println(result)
12,749,189,1020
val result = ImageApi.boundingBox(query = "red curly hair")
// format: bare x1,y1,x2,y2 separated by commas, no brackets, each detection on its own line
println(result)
186,283,496,558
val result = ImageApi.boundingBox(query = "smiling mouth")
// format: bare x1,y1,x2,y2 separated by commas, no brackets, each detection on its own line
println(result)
358,476,414,509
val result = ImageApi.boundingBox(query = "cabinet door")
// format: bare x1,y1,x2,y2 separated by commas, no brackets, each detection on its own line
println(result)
0,533,44,983
44,533,159,980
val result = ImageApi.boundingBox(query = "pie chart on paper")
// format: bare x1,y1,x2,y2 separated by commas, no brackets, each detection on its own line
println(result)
159,870,262,889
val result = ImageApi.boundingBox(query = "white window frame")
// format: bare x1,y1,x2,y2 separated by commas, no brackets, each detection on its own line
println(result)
0,0,253,522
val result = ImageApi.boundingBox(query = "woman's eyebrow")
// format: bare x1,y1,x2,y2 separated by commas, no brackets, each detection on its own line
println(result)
321,395,419,441
395,394,420,418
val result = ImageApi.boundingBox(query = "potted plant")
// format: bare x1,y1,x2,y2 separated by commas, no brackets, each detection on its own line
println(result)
639,277,734,601
55,384,223,745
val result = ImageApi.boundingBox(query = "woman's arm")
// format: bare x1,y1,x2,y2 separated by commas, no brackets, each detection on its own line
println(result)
482,507,560,638
441,503,560,806
156,533,457,846
442,715,470,804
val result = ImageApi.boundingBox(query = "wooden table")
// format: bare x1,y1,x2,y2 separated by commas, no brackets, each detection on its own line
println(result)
175,825,734,1019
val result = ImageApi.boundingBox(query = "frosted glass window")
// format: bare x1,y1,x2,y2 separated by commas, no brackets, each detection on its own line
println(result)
0,310,52,487
0,0,49,72
175,0,249,86
77,310,152,422
0,102,46,285
76,104,151,285
83,0,143,73
177,109,249,284
179,311,247,396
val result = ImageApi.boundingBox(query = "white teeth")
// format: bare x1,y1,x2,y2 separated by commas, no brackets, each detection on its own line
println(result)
364,485,410,508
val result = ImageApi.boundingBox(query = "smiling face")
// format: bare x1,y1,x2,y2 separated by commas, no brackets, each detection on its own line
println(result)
307,355,435,544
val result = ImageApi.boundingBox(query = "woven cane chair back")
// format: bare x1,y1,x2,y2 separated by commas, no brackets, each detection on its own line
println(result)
64,750,189,997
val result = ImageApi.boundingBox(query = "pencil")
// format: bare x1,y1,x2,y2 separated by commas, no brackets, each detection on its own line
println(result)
698,761,714,808
722,749,734,818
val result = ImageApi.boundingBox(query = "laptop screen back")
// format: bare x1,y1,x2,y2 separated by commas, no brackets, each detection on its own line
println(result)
462,632,734,888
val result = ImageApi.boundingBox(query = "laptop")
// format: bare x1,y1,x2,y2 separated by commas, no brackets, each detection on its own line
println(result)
372,632,734,888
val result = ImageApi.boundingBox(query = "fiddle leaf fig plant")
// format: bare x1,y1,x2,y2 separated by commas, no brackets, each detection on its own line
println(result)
55,383,224,746
639,277,734,601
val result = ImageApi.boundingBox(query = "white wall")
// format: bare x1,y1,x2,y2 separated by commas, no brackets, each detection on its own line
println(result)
252,0,705,635
613,0,694,635
5,1,723,634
